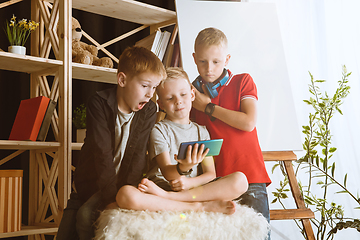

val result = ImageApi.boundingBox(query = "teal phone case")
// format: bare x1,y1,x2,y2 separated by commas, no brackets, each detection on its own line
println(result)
177,139,223,160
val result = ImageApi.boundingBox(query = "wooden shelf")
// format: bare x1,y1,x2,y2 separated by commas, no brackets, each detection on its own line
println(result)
0,52,117,83
0,51,62,74
69,0,176,25
72,62,117,84
0,140,85,151
72,142,83,150
0,140,60,150
0,226,58,238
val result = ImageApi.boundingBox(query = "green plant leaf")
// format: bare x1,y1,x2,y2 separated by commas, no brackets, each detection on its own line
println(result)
280,193,288,199
335,191,348,194
271,163,279,174
329,147,337,153
304,198,314,205
321,182,336,188
316,156,320,166
344,173,348,187
303,125,310,130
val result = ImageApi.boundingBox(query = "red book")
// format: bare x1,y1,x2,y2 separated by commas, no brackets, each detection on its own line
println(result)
9,96,50,141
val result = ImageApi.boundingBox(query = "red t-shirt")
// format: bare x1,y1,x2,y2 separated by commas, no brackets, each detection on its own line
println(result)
192,71,271,185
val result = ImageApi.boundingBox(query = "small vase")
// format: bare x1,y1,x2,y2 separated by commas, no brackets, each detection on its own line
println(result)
76,129,86,143
8,46,26,55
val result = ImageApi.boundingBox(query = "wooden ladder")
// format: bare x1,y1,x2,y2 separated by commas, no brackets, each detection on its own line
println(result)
263,151,315,240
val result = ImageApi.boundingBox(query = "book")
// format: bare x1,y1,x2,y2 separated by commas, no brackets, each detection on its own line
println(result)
171,43,181,67
163,43,174,67
9,96,50,141
135,30,171,61
135,31,162,53
157,31,171,61
163,25,178,67
36,99,57,141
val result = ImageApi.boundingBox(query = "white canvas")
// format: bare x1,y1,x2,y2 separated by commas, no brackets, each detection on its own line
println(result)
175,0,302,151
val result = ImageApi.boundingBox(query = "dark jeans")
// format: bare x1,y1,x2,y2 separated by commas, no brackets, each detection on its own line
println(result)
57,191,102,240
234,183,271,240
57,192,81,240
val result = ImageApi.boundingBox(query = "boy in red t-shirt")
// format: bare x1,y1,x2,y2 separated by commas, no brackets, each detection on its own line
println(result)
191,27,271,239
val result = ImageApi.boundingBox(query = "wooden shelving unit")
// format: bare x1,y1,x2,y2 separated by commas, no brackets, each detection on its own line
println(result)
0,0,176,238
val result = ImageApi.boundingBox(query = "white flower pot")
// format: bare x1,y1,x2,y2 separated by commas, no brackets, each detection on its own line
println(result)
8,46,26,55
76,129,86,143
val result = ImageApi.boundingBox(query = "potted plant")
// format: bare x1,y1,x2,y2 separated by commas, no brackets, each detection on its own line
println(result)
73,104,86,143
4,14,39,55
272,66,360,239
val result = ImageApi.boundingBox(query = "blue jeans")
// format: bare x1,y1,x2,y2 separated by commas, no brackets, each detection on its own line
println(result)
56,191,102,240
234,183,271,240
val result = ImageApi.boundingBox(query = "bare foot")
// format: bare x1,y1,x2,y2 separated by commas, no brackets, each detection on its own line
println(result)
202,200,236,215
138,178,168,198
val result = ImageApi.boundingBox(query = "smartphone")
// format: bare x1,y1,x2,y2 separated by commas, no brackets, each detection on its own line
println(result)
177,139,223,160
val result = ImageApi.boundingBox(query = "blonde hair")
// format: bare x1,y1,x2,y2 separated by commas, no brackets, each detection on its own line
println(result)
157,67,191,95
117,46,166,79
194,27,228,51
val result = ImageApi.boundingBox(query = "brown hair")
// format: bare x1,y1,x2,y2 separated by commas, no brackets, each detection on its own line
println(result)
194,27,228,51
117,46,166,79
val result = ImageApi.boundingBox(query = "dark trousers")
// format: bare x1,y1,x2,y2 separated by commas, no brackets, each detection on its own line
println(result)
57,192,81,240
57,191,102,240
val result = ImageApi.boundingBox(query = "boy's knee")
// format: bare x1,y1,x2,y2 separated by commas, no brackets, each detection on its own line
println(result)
232,171,249,193
116,185,140,210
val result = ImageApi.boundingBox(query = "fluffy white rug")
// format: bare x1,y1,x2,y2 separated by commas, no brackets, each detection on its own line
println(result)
94,204,269,240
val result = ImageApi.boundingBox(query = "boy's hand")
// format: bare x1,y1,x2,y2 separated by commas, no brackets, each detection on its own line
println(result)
169,176,191,191
175,143,209,171
192,86,211,112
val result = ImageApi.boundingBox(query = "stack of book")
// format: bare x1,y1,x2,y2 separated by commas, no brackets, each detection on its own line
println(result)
9,96,56,141
135,30,171,61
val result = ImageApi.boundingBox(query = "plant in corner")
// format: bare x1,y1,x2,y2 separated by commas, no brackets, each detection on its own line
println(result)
272,65,360,240
73,104,86,129
4,14,39,46
73,104,86,143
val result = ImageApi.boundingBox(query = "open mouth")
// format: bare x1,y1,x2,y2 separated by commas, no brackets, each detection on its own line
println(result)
138,101,147,110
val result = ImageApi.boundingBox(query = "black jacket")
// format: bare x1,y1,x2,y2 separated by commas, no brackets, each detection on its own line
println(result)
74,86,157,207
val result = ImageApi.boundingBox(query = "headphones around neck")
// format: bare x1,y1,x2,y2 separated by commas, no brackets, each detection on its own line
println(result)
192,69,229,99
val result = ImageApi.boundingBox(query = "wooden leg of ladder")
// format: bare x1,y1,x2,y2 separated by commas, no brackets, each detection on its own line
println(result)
284,161,315,240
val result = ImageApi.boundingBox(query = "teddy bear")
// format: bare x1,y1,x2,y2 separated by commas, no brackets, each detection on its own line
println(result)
71,17,113,68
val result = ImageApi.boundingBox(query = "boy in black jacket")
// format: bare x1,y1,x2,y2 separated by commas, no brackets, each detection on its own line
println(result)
57,46,166,240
